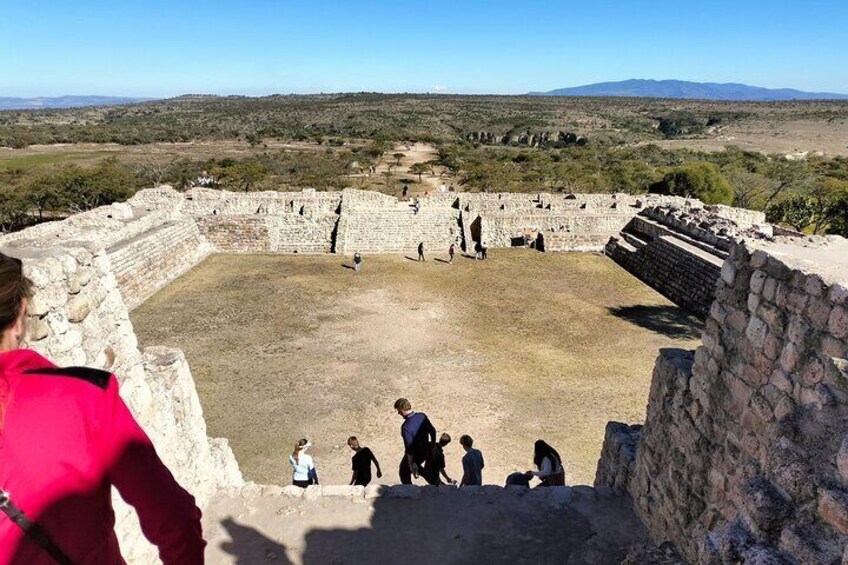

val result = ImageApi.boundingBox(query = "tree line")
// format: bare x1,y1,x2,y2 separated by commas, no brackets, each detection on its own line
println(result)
443,143,848,237
1,141,846,237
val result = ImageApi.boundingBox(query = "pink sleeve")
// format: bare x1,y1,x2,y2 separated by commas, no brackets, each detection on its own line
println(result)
99,376,206,564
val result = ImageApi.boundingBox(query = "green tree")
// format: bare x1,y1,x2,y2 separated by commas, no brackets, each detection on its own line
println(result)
55,158,137,212
727,169,772,209
809,177,848,234
215,160,269,191
25,176,64,219
767,196,814,232
826,190,848,237
652,162,734,205
763,158,808,208
0,187,30,233
409,162,431,183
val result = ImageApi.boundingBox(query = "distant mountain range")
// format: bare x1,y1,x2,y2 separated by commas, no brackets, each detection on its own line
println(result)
0,96,154,111
530,79,848,101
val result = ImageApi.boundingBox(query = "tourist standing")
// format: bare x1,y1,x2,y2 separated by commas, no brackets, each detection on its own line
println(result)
394,398,437,484
448,243,455,264
0,252,205,564
289,439,318,488
459,434,485,487
425,433,455,485
525,440,565,487
474,241,483,260
418,242,425,262
481,242,488,260
348,436,382,486
354,252,363,273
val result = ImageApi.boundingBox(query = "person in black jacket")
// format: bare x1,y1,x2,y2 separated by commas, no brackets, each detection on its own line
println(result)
394,398,436,484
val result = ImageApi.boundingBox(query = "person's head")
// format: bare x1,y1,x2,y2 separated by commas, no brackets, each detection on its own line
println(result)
533,439,561,468
347,436,361,451
292,438,311,462
439,433,451,447
394,397,412,416
459,435,473,451
0,253,33,354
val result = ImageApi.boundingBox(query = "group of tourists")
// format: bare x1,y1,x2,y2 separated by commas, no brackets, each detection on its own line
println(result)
288,398,565,489
352,241,477,272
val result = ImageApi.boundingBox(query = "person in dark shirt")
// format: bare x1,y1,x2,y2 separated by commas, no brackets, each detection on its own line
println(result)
417,242,425,262
347,436,382,486
394,397,437,484
425,433,455,485
460,434,485,487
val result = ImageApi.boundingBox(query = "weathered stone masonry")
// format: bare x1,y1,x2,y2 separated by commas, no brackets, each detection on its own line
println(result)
606,205,769,319
0,185,783,561
596,236,848,564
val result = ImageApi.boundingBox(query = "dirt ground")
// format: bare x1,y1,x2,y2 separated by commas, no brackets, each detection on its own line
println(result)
644,117,848,157
0,139,338,171
131,250,701,487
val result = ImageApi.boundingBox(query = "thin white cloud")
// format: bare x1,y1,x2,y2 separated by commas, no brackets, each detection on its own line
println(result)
430,85,448,92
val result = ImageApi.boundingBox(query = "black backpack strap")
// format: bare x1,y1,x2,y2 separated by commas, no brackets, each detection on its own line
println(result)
23,366,110,390
0,490,75,565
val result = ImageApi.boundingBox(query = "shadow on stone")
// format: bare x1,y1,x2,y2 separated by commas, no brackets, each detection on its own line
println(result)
608,305,702,340
299,492,637,565
219,516,292,565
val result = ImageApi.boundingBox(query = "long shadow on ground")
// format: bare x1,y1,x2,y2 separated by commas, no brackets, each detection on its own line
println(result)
608,305,702,340
300,492,642,565
219,517,292,565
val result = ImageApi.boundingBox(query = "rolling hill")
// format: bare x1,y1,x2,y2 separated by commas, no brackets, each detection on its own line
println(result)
531,79,848,101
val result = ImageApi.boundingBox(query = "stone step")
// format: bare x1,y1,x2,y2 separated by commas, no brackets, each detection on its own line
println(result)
607,236,638,254
203,483,651,564
630,216,728,261
621,230,650,249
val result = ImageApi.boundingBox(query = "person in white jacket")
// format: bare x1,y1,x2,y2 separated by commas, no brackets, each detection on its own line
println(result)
289,438,318,488
525,439,565,487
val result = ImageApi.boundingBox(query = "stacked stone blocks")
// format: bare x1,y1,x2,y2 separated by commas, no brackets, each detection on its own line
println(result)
596,236,848,563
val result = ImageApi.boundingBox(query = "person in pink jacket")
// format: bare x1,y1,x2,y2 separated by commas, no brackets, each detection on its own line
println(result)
0,252,205,564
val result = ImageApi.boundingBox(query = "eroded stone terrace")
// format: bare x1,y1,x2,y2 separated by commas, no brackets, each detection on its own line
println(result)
6,185,843,564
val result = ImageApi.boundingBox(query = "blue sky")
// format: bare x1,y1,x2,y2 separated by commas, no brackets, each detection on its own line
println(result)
2,0,847,97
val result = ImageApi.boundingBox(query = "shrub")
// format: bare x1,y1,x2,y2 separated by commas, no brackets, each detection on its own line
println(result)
651,162,733,204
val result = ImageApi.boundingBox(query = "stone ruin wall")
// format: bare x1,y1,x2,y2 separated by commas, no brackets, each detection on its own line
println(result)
595,236,848,564
109,220,213,310
0,185,779,561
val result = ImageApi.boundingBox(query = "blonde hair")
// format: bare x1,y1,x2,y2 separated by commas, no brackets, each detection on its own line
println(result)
0,253,33,429
291,438,308,463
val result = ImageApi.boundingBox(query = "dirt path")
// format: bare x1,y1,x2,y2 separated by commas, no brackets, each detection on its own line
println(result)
373,142,449,194
131,251,701,487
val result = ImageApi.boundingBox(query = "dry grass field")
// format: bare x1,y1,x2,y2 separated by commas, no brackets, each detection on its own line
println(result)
131,250,701,486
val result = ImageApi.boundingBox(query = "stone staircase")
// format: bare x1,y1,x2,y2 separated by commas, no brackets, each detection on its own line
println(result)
202,483,660,565
605,214,726,319
335,207,461,254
